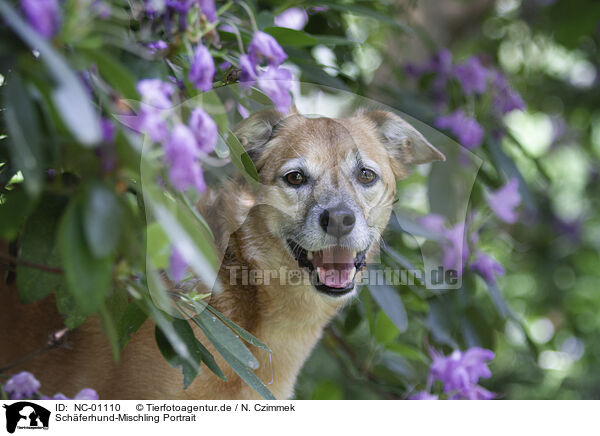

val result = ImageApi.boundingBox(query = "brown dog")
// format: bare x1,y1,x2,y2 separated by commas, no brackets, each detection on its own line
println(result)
0,109,444,399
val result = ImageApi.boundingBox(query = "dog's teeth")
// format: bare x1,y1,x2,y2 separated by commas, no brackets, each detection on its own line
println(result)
307,251,313,260
352,251,357,258
316,266,321,276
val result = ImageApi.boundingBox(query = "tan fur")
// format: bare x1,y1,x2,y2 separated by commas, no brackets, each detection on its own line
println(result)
0,110,443,399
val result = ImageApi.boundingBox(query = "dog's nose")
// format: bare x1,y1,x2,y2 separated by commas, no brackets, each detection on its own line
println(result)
319,207,356,237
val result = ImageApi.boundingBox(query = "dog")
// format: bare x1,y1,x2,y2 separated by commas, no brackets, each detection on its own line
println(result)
0,108,444,399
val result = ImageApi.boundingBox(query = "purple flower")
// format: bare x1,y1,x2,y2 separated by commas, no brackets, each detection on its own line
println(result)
198,0,216,22
21,0,61,39
491,72,526,114
274,7,308,30
92,0,111,19
429,347,495,399
43,393,69,400
442,223,469,276
405,49,452,80
488,178,521,224
42,388,99,400
409,391,439,400
138,107,169,142
99,119,117,172
219,61,231,70
429,48,453,76
497,88,525,114
404,63,426,79
147,40,168,54
453,57,488,95
237,104,249,119
164,124,206,192
419,213,446,235
74,388,99,400
189,108,217,153
169,246,188,281
420,215,470,277
145,0,166,15
189,44,215,92
257,66,293,113
137,79,175,109
100,118,115,143
435,110,484,149
4,372,41,400
470,251,505,283
248,31,287,67
458,384,496,400
239,54,257,88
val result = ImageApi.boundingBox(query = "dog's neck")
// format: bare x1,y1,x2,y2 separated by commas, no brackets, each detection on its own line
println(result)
208,202,343,398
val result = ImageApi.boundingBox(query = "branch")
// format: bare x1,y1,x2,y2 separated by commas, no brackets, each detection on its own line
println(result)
0,252,63,274
0,328,70,374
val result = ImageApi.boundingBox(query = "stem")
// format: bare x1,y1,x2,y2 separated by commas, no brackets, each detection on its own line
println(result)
0,252,63,274
237,1,258,33
223,20,245,53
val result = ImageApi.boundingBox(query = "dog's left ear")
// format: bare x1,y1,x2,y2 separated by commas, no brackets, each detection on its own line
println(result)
234,109,286,164
362,110,445,176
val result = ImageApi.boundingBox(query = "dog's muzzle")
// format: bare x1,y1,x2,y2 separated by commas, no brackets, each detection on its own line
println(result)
287,239,367,297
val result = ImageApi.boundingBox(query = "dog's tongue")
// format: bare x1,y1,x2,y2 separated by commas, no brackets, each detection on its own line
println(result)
313,247,356,289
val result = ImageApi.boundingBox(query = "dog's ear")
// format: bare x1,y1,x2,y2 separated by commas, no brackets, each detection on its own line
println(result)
362,110,445,177
234,109,285,163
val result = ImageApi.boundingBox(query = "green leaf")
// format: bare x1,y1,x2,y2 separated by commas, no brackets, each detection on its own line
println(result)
100,303,121,363
263,27,318,47
0,0,101,145
117,301,148,350
374,310,400,344
16,194,67,303
386,343,428,364
311,380,342,400
79,48,138,99
0,186,37,240
225,129,260,185
194,338,227,381
204,304,271,353
312,35,360,46
381,351,416,378
83,183,123,258
155,319,203,389
55,284,87,329
143,183,218,289
487,138,535,210
2,73,43,196
486,280,511,319
140,296,226,382
58,199,113,314
146,221,170,270
188,303,259,370
368,284,408,333
426,297,459,348
307,0,413,34
183,304,275,399
197,91,229,133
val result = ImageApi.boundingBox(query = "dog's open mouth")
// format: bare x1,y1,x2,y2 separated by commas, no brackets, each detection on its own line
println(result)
287,239,367,297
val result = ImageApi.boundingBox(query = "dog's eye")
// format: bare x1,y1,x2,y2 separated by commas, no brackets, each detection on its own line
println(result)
285,171,306,186
357,168,377,185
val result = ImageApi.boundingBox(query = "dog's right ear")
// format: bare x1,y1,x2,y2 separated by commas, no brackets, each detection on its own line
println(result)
234,109,285,163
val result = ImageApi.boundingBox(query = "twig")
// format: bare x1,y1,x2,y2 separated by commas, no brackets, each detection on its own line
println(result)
0,328,70,374
0,252,63,274
325,326,403,400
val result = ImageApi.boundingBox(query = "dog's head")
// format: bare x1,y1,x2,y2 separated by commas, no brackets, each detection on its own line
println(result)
235,109,444,298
